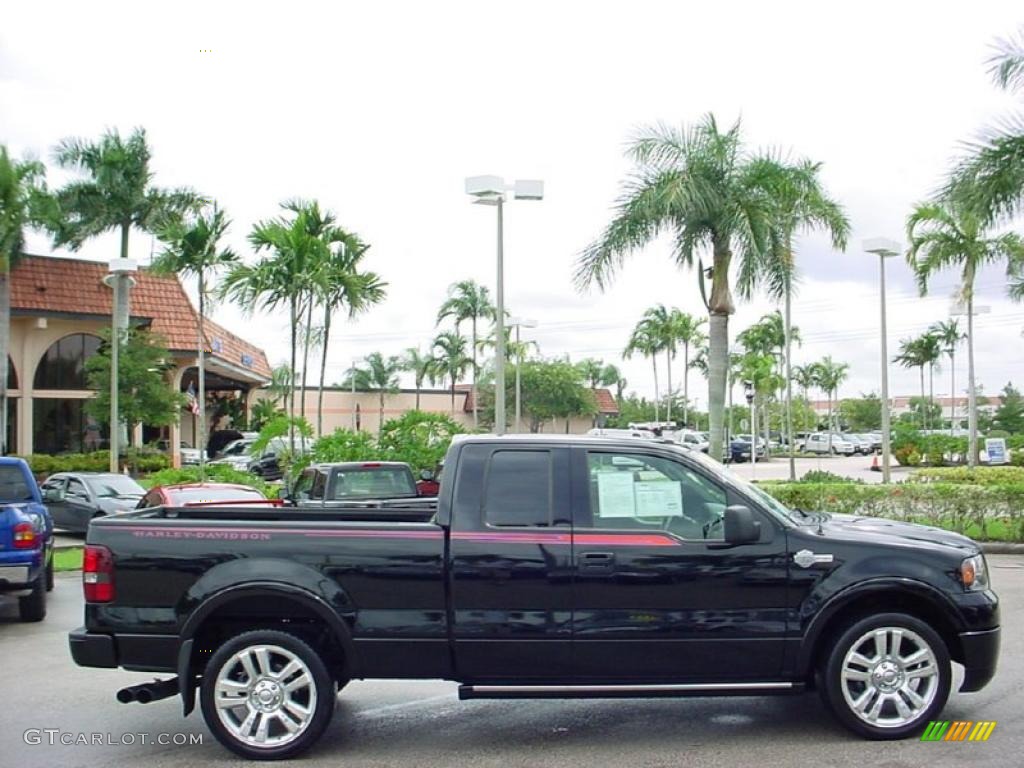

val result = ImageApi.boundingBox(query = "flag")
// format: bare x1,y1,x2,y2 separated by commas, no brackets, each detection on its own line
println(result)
186,383,201,416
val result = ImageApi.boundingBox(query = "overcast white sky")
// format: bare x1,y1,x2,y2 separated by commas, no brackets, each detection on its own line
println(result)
3,1,1023,409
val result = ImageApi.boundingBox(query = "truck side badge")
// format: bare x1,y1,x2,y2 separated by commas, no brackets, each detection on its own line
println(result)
794,549,834,568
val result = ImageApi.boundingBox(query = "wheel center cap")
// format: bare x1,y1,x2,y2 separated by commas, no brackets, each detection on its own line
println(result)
873,661,903,690
250,679,282,711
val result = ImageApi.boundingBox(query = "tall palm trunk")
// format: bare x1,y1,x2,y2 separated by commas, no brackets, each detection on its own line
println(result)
450,373,456,414
651,356,660,422
288,297,297,456
299,297,313,424
316,307,332,437
0,268,10,455
471,317,478,428
784,285,795,480
665,350,673,422
707,239,733,463
682,342,690,428
415,379,421,410
378,390,384,435
928,363,935,432
919,366,926,430
197,271,207,478
966,291,978,468
949,351,955,437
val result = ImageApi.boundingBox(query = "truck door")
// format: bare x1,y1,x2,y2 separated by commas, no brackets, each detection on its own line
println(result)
448,443,574,681
570,445,789,682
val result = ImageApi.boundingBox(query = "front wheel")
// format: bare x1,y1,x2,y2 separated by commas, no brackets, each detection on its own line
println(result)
200,630,336,760
821,613,951,739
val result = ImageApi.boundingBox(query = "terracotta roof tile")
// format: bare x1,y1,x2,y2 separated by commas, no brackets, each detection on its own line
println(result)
11,255,271,380
593,388,619,414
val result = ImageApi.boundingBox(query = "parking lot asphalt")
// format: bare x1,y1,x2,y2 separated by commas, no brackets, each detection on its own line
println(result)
1,560,1022,768
725,453,915,484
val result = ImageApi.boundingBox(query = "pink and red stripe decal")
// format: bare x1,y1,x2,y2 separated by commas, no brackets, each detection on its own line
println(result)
119,525,680,547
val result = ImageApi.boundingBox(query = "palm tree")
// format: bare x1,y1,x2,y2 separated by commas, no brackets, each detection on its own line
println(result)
47,128,201,261
946,31,1024,225
759,161,849,477
0,147,45,454
623,316,663,421
437,280,494,428
811,356,848,451
791,364,818,432
152,205,238,471
267,364,293,407
906,200,1024,464
575,115,797,461
919,332,943,429
929,319,966,434
432,331,472,415
313,232,385,435
893,337,929,428
220,201,329,453
403,346,438,410
669,310,706,428
349,352,400,433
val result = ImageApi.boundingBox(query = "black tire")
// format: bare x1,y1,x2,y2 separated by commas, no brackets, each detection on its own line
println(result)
200,629,336,760
820,612,951,739
18,573,47,622
45,556,54,592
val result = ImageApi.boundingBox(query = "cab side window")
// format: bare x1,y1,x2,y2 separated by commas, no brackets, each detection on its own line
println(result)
585,451,727,540
483,450,551,527
310,471,327,500
293,470,316,500
66,477,89,501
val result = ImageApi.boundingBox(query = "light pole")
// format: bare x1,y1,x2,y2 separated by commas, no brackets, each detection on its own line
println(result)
864,238,900,483
743,380,756,480
952,301,990,467
102,259,138,473
509,317,537,433
465,176,543,435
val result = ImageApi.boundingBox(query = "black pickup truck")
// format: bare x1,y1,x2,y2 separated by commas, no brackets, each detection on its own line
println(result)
69,435,1000,759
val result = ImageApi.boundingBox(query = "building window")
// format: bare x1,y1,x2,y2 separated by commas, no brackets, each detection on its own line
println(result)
33,333,101,390
6,356,16,389
4,398,15,455
32,398,107,454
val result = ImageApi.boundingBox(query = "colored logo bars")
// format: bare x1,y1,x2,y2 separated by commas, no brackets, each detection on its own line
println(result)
921,721,997,742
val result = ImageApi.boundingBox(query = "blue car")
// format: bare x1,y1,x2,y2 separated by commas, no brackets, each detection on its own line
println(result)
0,457,53,622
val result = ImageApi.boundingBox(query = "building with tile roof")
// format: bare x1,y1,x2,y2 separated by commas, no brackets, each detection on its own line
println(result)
4,255,271,461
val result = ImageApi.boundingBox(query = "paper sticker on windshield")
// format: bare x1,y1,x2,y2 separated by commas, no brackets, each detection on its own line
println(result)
596,472,636,518
635,481,683,517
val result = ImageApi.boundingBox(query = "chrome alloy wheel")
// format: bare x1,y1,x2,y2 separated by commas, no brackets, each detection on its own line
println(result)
840,626,939,728
214,644,318,749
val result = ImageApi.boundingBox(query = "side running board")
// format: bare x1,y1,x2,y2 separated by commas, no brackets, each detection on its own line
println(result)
458,682,800,700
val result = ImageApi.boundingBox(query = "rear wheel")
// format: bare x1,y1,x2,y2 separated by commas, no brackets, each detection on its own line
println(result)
45,557,54,592
18,573,47,622
821,612,950,739
199,629,336,760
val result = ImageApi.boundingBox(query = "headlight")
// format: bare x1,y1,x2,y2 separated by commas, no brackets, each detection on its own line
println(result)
960,554,990,592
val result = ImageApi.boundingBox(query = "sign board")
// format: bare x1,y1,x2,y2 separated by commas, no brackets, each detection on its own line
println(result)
985,438,1008,465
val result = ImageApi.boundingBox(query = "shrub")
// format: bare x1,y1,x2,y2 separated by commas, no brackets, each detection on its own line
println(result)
377,411,464,474
910,466,1024,485
760,481,1024,541
893,446,920,467
797,470,861,484
311,429,378,464
141,465,269,495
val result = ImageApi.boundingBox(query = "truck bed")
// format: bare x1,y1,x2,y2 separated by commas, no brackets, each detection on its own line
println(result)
129,498,438,523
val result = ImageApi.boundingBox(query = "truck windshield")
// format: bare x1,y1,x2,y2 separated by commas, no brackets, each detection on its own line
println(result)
683,449,802,525
0,465,32,501
329,468,417,499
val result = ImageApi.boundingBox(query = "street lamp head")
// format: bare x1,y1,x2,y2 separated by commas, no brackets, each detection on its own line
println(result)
863,238,902,258
509,316,538,329
512,179,544,201
465,175,506,197
108,258,138,274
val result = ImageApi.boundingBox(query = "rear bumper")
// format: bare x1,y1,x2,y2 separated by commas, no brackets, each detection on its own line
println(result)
69,626,177,672
959,626,1001,692
0,562,32,591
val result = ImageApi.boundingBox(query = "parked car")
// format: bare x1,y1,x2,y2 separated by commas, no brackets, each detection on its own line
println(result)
40,472,145,533
844,434,875,455
138,483,276,509
210,438,256,466
0,456,53,622
180,443,202,465
415,465,442,497
71,434,1000,758
803,432,856,456
587,427,657,440
792,431,812,451
287,462,422,504
212,437,310,481
666,429,710,453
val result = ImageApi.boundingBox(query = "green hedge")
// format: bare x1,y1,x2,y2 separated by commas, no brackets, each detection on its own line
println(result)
909,466,1024,485
759,481,1024,541
18,450,169,475
140,465,270,495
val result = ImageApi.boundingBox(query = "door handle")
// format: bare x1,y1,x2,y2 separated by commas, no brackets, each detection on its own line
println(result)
579,551,616,572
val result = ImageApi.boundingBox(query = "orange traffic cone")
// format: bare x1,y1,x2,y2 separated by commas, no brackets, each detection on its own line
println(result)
870,453,881,472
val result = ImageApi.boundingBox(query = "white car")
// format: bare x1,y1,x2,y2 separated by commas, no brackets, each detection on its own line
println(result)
804,432,856,455
587,427,657,440
844,434,875,455
209,438,258,471
666,429,710,452
180,443,202,465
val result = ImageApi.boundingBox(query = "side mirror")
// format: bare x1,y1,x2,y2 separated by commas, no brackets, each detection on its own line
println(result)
419,469,434,481
276,487,289,501
43,488,65,503
723,505,760,545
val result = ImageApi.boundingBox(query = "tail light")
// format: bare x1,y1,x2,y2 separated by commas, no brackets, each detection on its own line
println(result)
83,544,115,602
12,522,37,549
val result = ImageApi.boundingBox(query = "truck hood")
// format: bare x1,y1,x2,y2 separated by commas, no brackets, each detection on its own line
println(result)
811,513,979,556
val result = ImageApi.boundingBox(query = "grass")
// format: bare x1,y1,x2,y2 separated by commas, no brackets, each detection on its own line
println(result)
53,547,83,572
